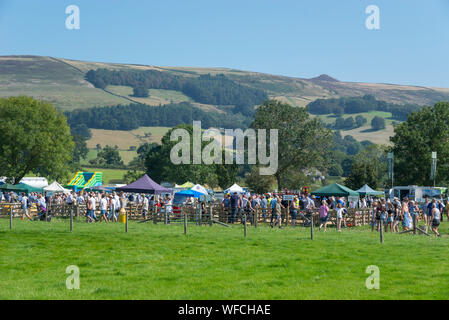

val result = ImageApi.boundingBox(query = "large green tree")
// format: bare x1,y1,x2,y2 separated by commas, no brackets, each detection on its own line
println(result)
70,135,89,170
344,144,387,190
244,166,276,194
0,96,74,183
251,100,332,189
128,142,159,170
90,145,124,168
390,102,449,185
145,124,238,188
371,116,386,131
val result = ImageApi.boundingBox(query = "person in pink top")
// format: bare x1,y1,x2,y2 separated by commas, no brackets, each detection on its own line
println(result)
319,200,329,232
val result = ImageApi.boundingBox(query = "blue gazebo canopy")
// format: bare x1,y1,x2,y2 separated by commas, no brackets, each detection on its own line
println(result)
175,189,203,198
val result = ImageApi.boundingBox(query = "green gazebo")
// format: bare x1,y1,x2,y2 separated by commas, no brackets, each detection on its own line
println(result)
311,183,359,197
0,183,43,194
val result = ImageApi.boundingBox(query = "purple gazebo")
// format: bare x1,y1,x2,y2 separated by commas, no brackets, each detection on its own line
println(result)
115,174,172,194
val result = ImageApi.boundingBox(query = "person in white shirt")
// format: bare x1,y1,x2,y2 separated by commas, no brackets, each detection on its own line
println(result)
336,203,344,232
142,196,149,219
108,195,118,222
99,194,109,222
86,193,97,223
114,192,120,210
21,193,32,221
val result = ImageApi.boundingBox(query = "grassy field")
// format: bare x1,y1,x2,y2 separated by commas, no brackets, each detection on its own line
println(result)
1,218,449,300
106,85,193,106
85,126,170,166
314,111,397,145
87,127,170,150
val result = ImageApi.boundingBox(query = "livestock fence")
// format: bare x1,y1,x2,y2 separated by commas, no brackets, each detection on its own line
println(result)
0,201,374,229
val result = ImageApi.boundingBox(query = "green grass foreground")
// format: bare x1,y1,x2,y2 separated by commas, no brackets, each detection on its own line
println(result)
1,218,449,300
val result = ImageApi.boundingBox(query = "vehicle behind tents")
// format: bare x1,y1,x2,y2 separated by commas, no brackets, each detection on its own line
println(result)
385,186,444,202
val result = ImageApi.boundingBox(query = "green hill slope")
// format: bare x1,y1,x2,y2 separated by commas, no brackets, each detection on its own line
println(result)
1,55,449,111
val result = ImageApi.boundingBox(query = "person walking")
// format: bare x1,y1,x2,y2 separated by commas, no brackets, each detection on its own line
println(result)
319,200,329,232
229,192,240,224
290,197,298,227
108,194,118,222
99,194,109,222
272,196,283,228
20,193,32,221
430,203,441,237
336,202,344,232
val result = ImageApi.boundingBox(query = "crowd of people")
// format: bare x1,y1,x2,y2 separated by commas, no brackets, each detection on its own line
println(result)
221,192,352,229
370,196,447,237
0,189,447,236
0,190,175,223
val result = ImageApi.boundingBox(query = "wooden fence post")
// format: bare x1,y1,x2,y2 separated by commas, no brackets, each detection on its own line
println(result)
380,219,384,243
413,214,417,235
70,205,73,232
209,205,213,227
125,209,128,233
184,207,187,235
254,208,258,228
310,212,314,240
153,206,157,224
243,213,247,237
10,205,13,230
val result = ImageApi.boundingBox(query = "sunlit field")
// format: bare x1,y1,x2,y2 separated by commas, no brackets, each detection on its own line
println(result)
1,218,448,300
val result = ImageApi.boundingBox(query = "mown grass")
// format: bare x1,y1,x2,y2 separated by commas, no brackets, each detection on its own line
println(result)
1,218,449,300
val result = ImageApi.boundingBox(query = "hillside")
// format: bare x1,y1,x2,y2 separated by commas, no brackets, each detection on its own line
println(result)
2,55,449,146
2,55,449,110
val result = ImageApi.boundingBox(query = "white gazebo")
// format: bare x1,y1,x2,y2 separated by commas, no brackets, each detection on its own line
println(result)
44,181,71,194
224,183,245,194
190,184,208,195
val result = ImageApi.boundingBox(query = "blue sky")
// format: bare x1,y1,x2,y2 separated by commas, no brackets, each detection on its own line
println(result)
1,0,448,87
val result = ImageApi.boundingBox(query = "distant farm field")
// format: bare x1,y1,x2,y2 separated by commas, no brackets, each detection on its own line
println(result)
1,219,449,299
87,127,170,150
314,111,398,145
106,85,193,106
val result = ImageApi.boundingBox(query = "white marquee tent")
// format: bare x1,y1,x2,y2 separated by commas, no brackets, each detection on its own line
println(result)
224,183,245,194
44,181,71,194
190,184,208,195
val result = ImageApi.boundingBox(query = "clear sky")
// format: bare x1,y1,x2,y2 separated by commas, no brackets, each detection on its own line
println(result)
1,0,448,87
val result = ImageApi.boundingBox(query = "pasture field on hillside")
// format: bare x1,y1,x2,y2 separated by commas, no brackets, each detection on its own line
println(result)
87,127,170,150
1,219,449,300
105,85,193,105
314,111,397,145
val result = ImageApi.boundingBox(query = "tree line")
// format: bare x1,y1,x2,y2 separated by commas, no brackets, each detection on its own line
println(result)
85,69,268,116
64,102,252,131
307,94,421,121
328,114,385,131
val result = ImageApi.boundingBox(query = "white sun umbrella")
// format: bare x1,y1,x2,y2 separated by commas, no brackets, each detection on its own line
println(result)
190,184,208,195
